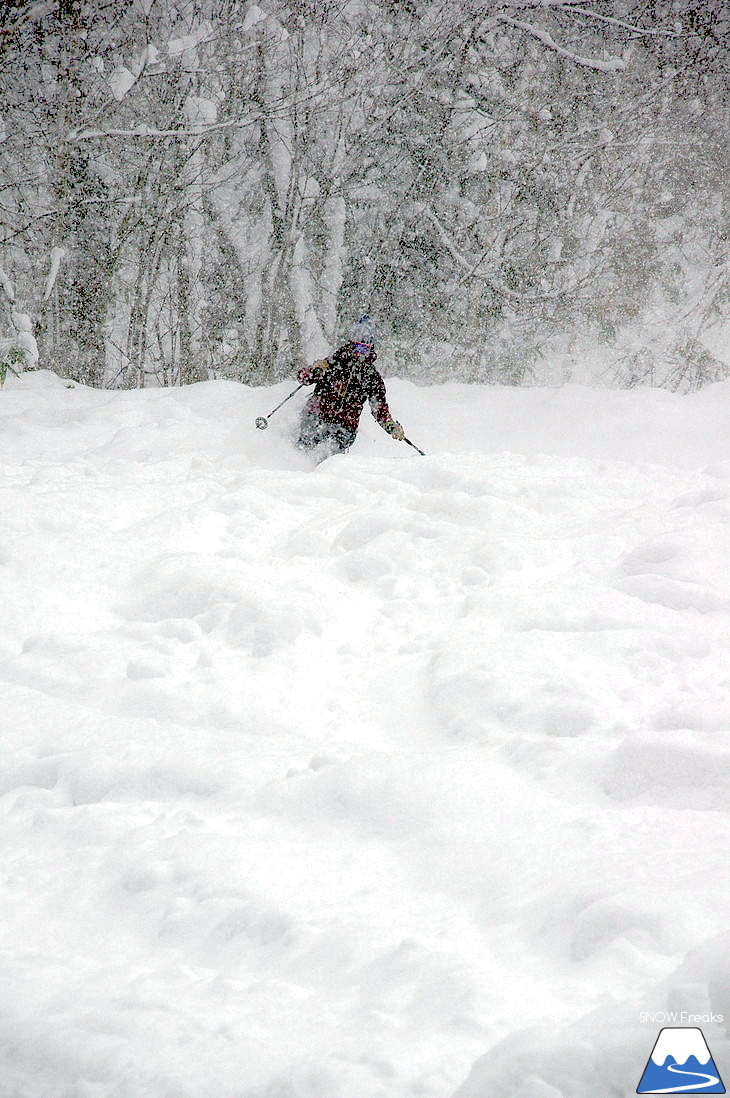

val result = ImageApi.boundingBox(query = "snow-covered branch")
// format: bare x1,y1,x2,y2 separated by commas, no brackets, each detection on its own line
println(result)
43,247,66,301
66,117,261,142
67,89,326,142
497,15,627,72
568,5,683,38
421,207,472,273
422,207,527,300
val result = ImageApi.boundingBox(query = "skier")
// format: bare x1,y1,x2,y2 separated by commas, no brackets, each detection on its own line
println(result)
296,316,406,458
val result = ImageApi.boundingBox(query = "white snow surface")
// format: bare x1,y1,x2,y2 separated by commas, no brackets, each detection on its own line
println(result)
1,371,729,1098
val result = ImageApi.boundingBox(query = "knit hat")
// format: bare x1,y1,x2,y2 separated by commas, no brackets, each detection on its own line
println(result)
349,314,376,349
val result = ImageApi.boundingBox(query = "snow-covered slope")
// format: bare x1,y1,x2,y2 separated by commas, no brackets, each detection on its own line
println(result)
1,371,729,1098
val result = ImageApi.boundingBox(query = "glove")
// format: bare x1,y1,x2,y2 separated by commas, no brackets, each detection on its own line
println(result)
298,359,329,385
385,418,405,441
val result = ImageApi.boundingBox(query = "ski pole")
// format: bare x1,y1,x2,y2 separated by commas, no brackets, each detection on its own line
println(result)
403,436,426,456
255,382,305,429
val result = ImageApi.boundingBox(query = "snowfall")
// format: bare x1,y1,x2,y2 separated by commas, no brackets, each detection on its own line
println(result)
1,368,728,1098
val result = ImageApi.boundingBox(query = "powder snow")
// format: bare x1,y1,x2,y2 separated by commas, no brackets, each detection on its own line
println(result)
0,371,729,1098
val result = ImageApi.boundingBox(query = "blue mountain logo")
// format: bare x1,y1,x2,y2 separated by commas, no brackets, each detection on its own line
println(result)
637,1027,725,1093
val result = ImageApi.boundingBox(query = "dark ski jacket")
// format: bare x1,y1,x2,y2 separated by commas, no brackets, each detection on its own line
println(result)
298,344,395,434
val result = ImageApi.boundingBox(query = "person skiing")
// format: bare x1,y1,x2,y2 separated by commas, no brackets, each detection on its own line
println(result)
296,316,406,457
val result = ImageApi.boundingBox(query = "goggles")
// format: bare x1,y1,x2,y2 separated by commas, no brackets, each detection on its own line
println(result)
351,341,373,354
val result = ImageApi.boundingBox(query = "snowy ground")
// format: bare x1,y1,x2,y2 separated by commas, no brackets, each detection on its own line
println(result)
1,371,729,1098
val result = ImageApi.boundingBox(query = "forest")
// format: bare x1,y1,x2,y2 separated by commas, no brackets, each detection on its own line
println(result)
1,0,728,389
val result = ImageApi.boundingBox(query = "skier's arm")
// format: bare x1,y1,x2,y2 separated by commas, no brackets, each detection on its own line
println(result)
297,359,330,385
368,374,405,440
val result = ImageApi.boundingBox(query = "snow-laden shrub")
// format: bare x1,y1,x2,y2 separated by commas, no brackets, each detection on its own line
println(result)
0,344,24,386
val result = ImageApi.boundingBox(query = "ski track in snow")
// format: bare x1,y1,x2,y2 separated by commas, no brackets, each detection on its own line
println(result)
661,1064,719,1091
1,373,729,1098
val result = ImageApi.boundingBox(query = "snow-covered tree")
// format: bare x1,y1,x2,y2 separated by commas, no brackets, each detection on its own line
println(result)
0,0,727,388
